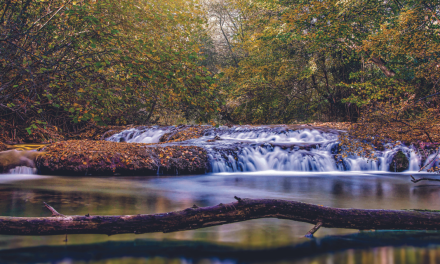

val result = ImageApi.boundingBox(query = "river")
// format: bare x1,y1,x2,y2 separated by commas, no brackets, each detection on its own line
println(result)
1,171,440,263
1,126,439,263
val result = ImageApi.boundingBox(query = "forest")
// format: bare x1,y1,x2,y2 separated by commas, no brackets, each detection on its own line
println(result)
1,0,439,147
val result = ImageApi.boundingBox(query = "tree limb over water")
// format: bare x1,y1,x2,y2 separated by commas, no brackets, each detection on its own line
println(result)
411,175,440,183
2,198,440,236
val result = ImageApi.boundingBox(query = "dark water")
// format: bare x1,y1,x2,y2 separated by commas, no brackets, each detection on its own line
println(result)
1,172,440,263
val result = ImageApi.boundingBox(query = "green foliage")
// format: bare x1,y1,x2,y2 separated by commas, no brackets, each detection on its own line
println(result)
0,0,219,139
211,0,440,129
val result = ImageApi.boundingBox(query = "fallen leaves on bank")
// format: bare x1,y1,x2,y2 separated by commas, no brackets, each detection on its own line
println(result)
308,122,351,130
36,140,208,176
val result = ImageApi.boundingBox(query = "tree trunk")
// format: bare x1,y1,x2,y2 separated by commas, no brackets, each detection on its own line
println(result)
1,198,440,236
369,57,396,78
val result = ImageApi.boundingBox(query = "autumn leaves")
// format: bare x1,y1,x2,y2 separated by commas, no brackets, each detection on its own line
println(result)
36,140,208,176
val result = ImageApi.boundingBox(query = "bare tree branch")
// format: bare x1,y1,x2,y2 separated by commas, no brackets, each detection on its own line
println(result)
2,199,440,236
411,175,440,183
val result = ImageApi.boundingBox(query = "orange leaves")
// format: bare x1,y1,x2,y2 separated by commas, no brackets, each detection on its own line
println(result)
36,139,208,175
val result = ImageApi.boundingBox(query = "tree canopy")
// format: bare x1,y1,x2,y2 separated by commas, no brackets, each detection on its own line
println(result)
204,0,439,147
1,0,439,156
1,0,219,141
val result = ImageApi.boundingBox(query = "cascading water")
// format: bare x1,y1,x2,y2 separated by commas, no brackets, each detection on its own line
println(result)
205,128,340,173
107,126,171,143
208,145,340,173
8,166,36,174
106,126,426,173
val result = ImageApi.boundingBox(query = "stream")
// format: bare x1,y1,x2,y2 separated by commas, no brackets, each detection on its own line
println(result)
1,126,440,263
107,126,435,172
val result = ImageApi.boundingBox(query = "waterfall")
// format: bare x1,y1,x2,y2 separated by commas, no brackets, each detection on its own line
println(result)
107,126,170,143
209,145,339,173
8,166,36,174
106,126,428,173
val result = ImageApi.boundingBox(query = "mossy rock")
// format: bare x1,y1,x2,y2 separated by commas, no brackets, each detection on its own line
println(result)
36,140,208,176
159,125,208,143
389,150,409,172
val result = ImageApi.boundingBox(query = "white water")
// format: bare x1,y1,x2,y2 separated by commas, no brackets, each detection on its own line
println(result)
107,127,168,143
204,128,422,173
105,126,433,173
207,127,338,144
209,146,339,173
8,166,36,174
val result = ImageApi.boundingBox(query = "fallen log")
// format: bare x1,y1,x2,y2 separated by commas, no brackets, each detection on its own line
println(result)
1,197,440,236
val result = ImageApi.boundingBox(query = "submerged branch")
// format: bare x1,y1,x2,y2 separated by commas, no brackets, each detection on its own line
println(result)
43,202,66,217
2,198,440,236
411,175,440,183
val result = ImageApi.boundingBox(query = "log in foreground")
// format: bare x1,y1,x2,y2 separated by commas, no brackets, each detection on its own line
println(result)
2,198,440,236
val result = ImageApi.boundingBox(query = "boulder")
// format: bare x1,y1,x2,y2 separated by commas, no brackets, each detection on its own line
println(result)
36,140,208,176
389,150,409,172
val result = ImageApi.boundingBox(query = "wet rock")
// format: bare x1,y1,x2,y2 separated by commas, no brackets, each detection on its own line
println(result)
159,126,208,143
389,150,409,172
36,140,208,176
207,136,221,142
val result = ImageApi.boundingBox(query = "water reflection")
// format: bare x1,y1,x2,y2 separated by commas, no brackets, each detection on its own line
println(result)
2,231,440,264
0,172,440,263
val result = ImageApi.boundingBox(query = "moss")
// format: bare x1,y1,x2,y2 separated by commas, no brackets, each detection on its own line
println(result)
389,150,409,172
403,209,440,213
